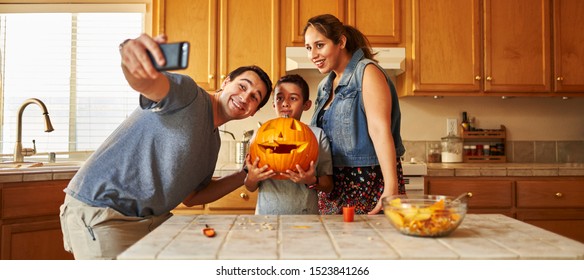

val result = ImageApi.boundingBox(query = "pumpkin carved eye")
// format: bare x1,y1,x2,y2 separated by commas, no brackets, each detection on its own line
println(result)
249,117,319,179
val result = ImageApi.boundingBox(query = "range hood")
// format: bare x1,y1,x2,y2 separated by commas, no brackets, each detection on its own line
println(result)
286,47,406,76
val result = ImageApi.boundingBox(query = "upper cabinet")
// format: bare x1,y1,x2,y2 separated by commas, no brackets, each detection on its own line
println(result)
412,0,481,93
484,0,550,93
553,0,584,93
159,0,279,91
282,0,401,46
347,0,401,45
412,0,551,96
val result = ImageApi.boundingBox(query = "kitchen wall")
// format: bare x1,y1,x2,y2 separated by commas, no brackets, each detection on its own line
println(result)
219,71,584,164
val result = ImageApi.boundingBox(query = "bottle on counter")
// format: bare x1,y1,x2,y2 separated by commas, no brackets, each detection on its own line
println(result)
484,144,490,156
461,111,470,131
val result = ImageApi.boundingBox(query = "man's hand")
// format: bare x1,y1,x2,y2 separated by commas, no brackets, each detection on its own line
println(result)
120,33,168,80
119,34,170,102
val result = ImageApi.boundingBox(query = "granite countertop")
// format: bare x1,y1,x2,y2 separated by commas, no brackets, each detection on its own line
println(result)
117,214,584,260
427,163,584,177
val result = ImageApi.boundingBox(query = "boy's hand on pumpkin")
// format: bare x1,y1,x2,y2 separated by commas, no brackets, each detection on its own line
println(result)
245,155,275,185
282,161,316,185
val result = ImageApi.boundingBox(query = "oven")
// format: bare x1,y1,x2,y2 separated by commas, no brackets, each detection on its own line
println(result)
401,160,427,196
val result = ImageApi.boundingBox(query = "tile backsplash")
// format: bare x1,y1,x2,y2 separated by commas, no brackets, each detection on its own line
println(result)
402,140,584,163
218,140,584,164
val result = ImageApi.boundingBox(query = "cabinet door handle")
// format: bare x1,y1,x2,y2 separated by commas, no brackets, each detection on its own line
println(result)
220,74,226,80
486,76,493,81
208,74,214,79
555,192,563,198
467,192,473,198
240,192,249,200
475,76,481,81
556,76,564,81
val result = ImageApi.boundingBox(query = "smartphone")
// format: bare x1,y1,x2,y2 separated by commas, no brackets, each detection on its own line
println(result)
148,42,190,71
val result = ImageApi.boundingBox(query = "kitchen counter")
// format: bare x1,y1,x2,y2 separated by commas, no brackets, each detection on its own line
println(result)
0,161,240,183
0,162,83,183
427,163,584,177
117,214,584,260
2,161,582,181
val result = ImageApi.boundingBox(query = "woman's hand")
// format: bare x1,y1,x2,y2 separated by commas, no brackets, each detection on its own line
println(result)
368,194,387,215
368,183,397,215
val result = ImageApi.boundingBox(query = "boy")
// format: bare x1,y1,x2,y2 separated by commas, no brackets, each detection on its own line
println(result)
244,74,333,214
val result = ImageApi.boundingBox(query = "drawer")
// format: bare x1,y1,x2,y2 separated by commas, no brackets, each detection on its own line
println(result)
207,186,257,211
517,180,584,208
1,180,69,219
427,179,513,208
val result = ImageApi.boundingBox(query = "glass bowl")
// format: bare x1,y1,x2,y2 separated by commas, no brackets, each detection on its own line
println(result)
382,194,467,237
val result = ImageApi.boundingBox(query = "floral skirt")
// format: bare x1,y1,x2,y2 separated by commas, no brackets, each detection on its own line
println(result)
318,160,405,215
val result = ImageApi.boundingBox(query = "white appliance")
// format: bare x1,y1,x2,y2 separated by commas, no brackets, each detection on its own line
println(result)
401,160,427,196
285,47,406,76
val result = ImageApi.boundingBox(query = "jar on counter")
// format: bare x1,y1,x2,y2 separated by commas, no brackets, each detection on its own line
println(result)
428,143,441,163
464,145,471,156
441,135,463,163
476,144,484,156
484,145,490,156
470,145,477,156
490,145,498,156
496,143,505,156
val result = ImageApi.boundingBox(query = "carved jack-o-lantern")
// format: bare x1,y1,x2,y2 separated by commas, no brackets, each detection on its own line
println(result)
249,117,319,180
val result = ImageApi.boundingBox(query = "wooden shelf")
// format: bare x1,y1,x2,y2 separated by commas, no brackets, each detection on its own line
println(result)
461,125,506,163
463,155,507,163
462,125,506,139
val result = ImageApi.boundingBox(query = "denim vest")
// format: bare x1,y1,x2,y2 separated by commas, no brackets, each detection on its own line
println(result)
310,49,405,167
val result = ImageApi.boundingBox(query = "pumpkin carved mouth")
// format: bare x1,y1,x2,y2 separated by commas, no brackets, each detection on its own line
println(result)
256,122,309,154
259,142,308,154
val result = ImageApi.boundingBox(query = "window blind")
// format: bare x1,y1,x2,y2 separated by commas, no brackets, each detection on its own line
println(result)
0,5,144,157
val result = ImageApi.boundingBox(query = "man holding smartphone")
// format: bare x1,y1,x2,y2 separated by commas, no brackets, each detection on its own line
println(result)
59,33,273,259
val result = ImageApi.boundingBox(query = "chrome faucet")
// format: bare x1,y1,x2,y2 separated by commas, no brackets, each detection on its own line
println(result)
14,98,54,162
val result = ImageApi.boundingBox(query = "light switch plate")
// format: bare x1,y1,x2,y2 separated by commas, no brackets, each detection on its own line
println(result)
447,118,458,136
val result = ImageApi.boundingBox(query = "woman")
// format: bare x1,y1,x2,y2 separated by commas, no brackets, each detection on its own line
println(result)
303,14,405,215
